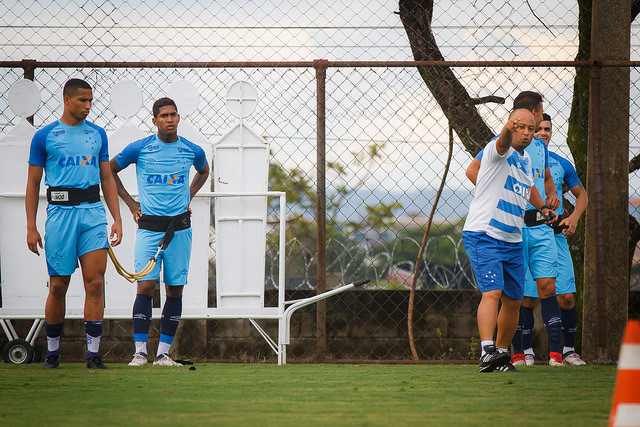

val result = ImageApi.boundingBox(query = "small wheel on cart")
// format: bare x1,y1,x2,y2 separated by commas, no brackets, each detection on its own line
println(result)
31,342,42,363
2,339,35,364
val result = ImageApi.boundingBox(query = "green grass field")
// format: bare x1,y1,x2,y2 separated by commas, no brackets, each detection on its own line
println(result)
0,362,616,426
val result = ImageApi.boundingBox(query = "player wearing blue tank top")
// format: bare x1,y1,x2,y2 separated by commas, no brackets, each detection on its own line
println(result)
110,97,210,367
531,113,588,365
465,92,564,368
26,79,123,370
463,108,556,373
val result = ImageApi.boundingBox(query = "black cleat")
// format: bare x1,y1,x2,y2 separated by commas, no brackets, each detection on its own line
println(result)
495,362,518,372
478,345,510,373
86,355,109,370
42,354,60,369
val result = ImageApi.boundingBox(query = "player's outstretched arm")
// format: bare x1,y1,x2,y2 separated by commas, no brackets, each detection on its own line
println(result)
25,164,44,255
496,117,518,155
100,161,123,246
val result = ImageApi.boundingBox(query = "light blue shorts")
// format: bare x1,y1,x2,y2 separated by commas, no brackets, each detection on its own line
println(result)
523,225,558,297
44,202,108,276
134,228,192,286
554,234,576,295
463,231,524,301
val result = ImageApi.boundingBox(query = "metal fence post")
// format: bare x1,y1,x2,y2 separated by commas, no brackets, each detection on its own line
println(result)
21,59,37,125
314,59,328,361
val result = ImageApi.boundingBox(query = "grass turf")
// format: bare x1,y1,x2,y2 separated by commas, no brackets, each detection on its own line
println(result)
0,362,616,426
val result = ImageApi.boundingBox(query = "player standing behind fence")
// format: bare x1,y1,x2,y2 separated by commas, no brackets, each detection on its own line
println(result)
523,113,588,365
462,108,557,373
110,97,209,366
26,78,123,370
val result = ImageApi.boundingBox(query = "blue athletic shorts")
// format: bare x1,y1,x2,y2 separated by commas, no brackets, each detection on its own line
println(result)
44,203,108,276
554,234,576,295
134,227,192,286
523,225,558,297
463,231,524,301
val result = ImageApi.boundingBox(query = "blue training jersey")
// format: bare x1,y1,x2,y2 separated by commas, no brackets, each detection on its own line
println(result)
115,135,208,217
548,151,582,216
523,136,549,211
28,120,108,189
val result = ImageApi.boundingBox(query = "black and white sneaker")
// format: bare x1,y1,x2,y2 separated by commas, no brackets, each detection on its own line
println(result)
42,354,60,369
478,345,510,373
86,355,109,370
495,362,518,372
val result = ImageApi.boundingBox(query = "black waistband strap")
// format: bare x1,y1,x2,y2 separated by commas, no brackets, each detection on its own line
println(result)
138,211,191,233
523,209,547,227
47,185,100,205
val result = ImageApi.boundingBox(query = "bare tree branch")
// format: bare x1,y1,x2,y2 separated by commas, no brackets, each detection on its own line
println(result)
526,0,556,37
398,0,497,156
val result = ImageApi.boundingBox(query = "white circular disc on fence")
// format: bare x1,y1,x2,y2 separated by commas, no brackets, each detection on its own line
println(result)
226,81,257,119
167,80,199,117
8,79,41,118
110,80,142,118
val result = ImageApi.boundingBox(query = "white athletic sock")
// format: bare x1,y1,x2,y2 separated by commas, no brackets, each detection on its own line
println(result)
157,342,171,357
524,347,534,356
135,341,147,355
563,346,574,354
480,340,494,356
497,347,508,353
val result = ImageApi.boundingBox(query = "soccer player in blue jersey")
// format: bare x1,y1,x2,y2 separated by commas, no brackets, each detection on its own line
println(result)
463,108,557,373
26,78,123,370
110,97,209,366
530,113,588,365
467,92,565,367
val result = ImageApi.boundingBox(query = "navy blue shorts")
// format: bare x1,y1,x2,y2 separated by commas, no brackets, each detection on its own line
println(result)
463,231,524,301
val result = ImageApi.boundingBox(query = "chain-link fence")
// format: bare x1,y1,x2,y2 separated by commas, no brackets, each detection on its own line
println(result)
1,0,638,362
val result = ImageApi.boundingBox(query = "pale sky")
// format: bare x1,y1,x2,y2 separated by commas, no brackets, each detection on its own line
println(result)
1,0,638,194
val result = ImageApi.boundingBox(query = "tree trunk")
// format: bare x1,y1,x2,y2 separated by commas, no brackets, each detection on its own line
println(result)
582,0,630,363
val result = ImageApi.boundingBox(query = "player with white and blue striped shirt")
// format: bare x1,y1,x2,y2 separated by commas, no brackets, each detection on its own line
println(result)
463,108,557,373
110,97,209,367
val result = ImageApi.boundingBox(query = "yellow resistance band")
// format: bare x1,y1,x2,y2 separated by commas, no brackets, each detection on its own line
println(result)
107,245,158,283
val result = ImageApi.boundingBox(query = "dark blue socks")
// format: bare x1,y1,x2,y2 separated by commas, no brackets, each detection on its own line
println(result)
561,306,578,349
85,320,103,359
521,306,535,350
133,294,153,343
511,305,525,354
540,296,562,353
45,322,63,357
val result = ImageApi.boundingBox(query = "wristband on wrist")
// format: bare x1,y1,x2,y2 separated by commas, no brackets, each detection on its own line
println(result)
539,204,550,212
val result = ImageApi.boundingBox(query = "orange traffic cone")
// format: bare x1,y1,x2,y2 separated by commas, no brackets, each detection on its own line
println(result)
610,319,640,427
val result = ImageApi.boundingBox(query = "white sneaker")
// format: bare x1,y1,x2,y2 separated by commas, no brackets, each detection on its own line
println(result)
563,351,586,366
128,352,148,366
525,354,535,366
153,353,183,366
